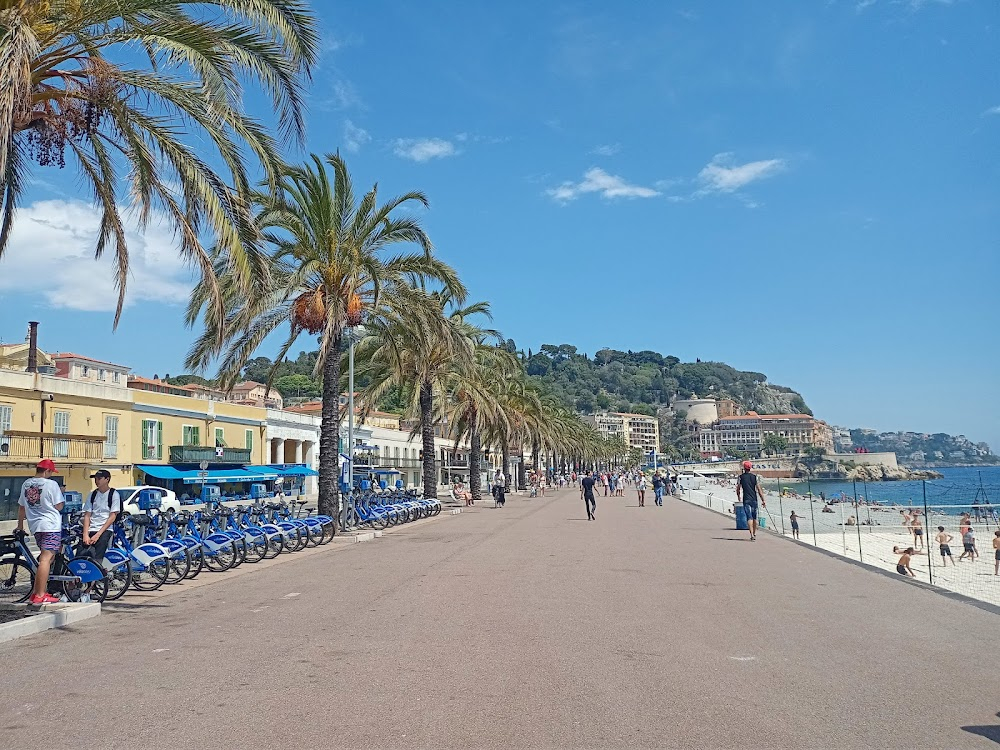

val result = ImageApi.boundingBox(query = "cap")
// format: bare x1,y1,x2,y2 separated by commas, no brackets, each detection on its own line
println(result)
36,458,57,472
90,469,112,480
742,460,753,470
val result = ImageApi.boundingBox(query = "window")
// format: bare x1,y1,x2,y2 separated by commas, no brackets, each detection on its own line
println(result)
53,410,70,458
0,404,11,434
82,365,90,377
104,415,119,459
182,424,200,446
112,371,120,384
142,419,163,460
245,429,253,451
215,427,225,447
98,368,106,381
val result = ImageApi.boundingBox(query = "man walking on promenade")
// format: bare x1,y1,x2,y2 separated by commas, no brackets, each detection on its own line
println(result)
580,470,598,521
16,459,64,604
736,461,766,541
652,472,665,507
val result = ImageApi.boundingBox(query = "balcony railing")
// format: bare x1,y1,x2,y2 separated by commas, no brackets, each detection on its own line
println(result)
0,431,105,462
168,446,252,464
352,454,425,470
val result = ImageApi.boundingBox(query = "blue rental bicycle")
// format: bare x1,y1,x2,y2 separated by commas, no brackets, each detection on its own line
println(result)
0,529,107,603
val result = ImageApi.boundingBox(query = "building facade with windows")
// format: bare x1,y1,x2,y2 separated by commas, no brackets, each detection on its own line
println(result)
698,412,834,457
586,412,661,452
0,367,133,522
51,352,130,386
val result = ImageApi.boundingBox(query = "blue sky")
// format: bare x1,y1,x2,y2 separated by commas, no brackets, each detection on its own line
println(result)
1,0,998,449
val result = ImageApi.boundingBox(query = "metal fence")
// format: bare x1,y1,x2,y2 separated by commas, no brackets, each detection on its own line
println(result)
676,477,1000,609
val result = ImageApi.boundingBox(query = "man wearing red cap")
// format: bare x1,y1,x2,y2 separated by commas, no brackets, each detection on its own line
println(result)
736,460,766,541
16,459,65,604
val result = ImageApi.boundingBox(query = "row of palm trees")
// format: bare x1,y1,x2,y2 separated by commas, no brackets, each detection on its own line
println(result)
0,2,634,527
183,155,628,519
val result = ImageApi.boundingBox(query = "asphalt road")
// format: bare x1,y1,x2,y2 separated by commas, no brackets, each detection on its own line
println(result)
3,489,999,750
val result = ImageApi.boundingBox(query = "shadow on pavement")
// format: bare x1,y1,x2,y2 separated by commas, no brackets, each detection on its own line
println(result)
962,713,1000,744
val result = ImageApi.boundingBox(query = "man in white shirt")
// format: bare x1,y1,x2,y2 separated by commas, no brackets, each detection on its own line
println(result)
81,470,121,561
16,459,65,605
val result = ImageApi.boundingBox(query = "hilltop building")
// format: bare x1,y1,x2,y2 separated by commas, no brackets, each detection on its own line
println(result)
697,412,834,457
585,412,660,451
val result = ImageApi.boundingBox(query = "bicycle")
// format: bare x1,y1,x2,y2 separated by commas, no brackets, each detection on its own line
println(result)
0,529,107,603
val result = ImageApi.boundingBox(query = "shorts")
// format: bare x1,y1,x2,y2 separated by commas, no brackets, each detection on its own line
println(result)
896,564,907,575
914,529,923,536
743,502,758,521
964,543,975,553
939,545,952,557
791,522,799,530
78,530,112,561
995,550,1000,561
33,531,61,552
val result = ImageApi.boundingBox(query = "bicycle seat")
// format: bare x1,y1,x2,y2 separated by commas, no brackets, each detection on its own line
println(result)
129,514,153,526
266,503,281,510
217,507,234,517
296,500,307,506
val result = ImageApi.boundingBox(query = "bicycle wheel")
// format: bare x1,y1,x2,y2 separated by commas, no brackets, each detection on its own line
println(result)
305,525,324,548
204,542,236,572
63,560,109,603
130,558,168,591
263,535,284,559
104,558,132,601
163,550,191,584
321,521,336,543
244,534,267,563
184,547,204,579
288,528,306,552
0,558,34,603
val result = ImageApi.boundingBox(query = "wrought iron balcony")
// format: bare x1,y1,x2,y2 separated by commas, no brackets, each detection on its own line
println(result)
168,445,252,464
0,431,105,462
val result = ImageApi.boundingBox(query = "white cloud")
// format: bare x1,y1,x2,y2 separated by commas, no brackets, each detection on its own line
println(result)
695,152,786,195
591,143,622,156
546,168,660,203
0,199,195,312
392,138,458,162
983,105,1000,116
343,120,370,152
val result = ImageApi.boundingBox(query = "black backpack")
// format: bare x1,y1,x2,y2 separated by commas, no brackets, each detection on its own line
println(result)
88,487,118,517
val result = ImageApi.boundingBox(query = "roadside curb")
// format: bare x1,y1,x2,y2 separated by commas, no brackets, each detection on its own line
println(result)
0,602,101,644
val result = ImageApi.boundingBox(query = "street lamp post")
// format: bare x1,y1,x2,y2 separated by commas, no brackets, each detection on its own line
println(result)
342,325,365,530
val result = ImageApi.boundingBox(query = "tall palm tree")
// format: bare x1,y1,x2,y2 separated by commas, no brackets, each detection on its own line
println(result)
186,153,463,523
0,0,318,324
441,341,516,503
356,291,479,500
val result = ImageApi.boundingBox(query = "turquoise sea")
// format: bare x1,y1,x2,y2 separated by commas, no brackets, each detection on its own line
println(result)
764,465,1000,513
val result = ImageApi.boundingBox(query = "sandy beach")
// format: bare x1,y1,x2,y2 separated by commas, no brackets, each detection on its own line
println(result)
676,476,1000,609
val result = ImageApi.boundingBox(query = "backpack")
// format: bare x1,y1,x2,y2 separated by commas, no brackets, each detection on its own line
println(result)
88,487,118,516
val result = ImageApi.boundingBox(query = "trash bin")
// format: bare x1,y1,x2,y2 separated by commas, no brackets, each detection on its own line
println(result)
758,513,767,529
734,503,749,531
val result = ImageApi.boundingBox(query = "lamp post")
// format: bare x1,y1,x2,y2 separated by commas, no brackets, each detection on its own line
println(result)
342,324,365,530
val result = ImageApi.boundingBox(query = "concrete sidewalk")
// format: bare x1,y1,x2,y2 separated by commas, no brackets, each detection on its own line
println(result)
1,489,997,749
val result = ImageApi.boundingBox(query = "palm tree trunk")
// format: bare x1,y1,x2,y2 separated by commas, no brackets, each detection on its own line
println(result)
502,441,510,491
319,333,342,528
531,441,540,481
469,413,482,503
419,379,438,499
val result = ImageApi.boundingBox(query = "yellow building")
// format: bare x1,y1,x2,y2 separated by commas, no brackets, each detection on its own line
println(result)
0,368,133,522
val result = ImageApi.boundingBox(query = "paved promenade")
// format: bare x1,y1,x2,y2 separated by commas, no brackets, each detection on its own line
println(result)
2,489,998,749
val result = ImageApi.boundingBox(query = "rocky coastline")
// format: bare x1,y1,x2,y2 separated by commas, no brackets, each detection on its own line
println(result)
792,459,943,482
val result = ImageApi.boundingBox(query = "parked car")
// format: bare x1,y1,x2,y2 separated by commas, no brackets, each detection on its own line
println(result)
115,485,180,516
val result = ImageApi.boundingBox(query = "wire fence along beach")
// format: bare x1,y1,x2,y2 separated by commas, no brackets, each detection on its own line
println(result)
676,476,1000,609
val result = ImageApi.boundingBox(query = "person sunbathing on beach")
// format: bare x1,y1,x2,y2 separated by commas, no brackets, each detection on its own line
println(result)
822,504,835,513
894,547,918,577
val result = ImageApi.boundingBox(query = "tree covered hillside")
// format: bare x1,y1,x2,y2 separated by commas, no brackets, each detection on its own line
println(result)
515,343,811,417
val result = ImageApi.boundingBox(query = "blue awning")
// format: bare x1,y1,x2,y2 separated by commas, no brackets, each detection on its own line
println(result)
136,465,187,480
243,465,282,477
264,464,319,477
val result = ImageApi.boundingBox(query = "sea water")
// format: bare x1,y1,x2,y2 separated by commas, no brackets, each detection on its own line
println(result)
763,465,1000,513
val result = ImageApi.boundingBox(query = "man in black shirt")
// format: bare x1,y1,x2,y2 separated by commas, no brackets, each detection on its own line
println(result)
580,470,598,521
736,460,766,541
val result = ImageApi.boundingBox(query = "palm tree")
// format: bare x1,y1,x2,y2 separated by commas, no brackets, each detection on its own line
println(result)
441,341,516,504
186,153,463,523
0,0,318,324
356,291,479,501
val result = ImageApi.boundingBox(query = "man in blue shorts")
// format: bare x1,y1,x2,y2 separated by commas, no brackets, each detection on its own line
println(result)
736,460,766,541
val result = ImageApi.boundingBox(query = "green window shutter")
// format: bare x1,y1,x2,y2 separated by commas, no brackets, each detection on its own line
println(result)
192,426,200,446
157,421,163,460
215,427,224,447
245,429,253,451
